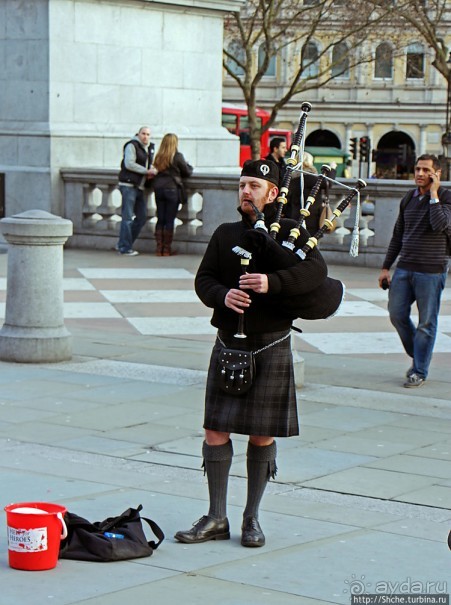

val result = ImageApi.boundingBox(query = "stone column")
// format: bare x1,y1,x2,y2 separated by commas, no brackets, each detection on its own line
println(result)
0,210,73,363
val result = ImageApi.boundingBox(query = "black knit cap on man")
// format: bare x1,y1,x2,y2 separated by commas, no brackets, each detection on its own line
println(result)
241,158,280,186
174,159,330,548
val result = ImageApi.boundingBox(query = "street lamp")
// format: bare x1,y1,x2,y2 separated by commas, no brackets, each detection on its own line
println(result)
441,52,451,181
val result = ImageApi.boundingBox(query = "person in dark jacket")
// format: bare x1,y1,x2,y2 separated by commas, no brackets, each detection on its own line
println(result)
116,127,156,256
265,137,287,186
378,154,451,388
174,159,329,549
152,133,193,256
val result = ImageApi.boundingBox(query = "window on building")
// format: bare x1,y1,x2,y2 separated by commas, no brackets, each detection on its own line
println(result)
301,41,319,78
225,40,245,76
406,43,424,79
258,44,276,77
374,43,393,79
331,42,350,78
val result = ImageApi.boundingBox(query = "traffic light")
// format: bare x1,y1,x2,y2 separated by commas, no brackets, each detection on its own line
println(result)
359,137,370,162
349,137,358,159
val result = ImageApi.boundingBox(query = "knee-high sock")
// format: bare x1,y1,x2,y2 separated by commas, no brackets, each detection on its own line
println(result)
202,440,233,520
243,441,277,520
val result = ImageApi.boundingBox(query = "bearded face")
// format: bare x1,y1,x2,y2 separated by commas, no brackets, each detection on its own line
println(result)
239,177,278,220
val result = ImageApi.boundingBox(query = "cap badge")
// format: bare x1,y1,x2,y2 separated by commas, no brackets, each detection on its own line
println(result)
260,164,270,176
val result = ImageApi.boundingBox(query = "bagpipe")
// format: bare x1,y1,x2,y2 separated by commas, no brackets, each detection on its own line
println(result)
269,101,312,239
232,102,367,336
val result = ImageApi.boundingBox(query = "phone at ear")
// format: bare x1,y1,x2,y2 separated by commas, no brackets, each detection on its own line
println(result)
429,176,434,183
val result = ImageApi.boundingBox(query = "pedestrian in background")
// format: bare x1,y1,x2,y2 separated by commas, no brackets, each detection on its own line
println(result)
265,137,287,186
116,126,156,256
378,154,451,388
152,134,193,257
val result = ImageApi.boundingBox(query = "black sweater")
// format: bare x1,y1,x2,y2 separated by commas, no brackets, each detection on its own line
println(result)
383,187,451,274
195,214,328,334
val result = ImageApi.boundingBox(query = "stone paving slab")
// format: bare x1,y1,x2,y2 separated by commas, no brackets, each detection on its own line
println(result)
302,467,440,501
407,441,451,461
1,464,119,504
365,454,451,479
396,485,451,508
312,434,419,457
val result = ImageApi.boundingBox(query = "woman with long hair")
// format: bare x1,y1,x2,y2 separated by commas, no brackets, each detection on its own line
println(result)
152,133,193,256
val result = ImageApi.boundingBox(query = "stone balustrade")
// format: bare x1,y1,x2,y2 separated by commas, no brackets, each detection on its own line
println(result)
61,168,450,268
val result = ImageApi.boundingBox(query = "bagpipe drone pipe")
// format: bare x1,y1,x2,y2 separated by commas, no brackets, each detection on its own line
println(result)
234,103,367,323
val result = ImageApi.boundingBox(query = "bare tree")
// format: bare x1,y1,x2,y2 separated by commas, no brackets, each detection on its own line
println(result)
370,0,450,80
223,0,397,158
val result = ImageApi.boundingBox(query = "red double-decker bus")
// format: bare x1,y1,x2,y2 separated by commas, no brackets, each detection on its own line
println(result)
222,103,292,166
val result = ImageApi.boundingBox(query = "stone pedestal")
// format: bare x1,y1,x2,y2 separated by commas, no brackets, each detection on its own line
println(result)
0,210,73,363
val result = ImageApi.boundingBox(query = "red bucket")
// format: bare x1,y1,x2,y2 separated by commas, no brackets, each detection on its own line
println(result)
4,502,68,571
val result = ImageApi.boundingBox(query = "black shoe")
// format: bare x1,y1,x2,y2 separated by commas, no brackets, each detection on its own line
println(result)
174,516,230,544
241,516,265,547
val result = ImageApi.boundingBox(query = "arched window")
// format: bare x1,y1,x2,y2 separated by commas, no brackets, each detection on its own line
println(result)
258,44,276,77
225,39,245,76
374,43,393,79
406,43,424,79
331,42,349,78
301,41,319,78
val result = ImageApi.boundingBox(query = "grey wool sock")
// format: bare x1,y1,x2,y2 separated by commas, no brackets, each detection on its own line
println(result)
202,440,233,520
243,440,277,520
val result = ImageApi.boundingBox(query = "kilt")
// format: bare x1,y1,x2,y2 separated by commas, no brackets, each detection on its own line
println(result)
203,329,299,437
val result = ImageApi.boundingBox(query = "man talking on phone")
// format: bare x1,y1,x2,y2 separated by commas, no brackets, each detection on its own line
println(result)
378,154,451,387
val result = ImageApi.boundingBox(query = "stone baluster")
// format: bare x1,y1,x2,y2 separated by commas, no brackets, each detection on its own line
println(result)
82,184,101,229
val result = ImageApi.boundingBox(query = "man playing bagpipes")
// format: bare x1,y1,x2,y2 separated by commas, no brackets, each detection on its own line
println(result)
174,159,339,548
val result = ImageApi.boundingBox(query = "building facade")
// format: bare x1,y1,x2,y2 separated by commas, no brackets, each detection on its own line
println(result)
223,7,451,179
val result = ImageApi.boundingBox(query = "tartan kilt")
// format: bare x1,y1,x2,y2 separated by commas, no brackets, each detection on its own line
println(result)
204,329,299,437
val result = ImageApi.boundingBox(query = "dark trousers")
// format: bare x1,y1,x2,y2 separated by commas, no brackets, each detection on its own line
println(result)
155,188,179,231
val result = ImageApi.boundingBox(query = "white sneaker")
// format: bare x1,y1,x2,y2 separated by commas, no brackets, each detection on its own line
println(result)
119,250,139,256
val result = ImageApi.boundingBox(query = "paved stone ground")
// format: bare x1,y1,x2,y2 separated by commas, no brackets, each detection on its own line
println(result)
0,248,450,605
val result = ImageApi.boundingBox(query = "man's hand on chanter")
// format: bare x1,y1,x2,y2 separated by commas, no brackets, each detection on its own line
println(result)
225,288,251,314
239,273,269,294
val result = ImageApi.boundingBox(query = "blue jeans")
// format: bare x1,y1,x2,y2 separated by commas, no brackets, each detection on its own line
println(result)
388,268,447,379
154,188,180,230
117,186,147,252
